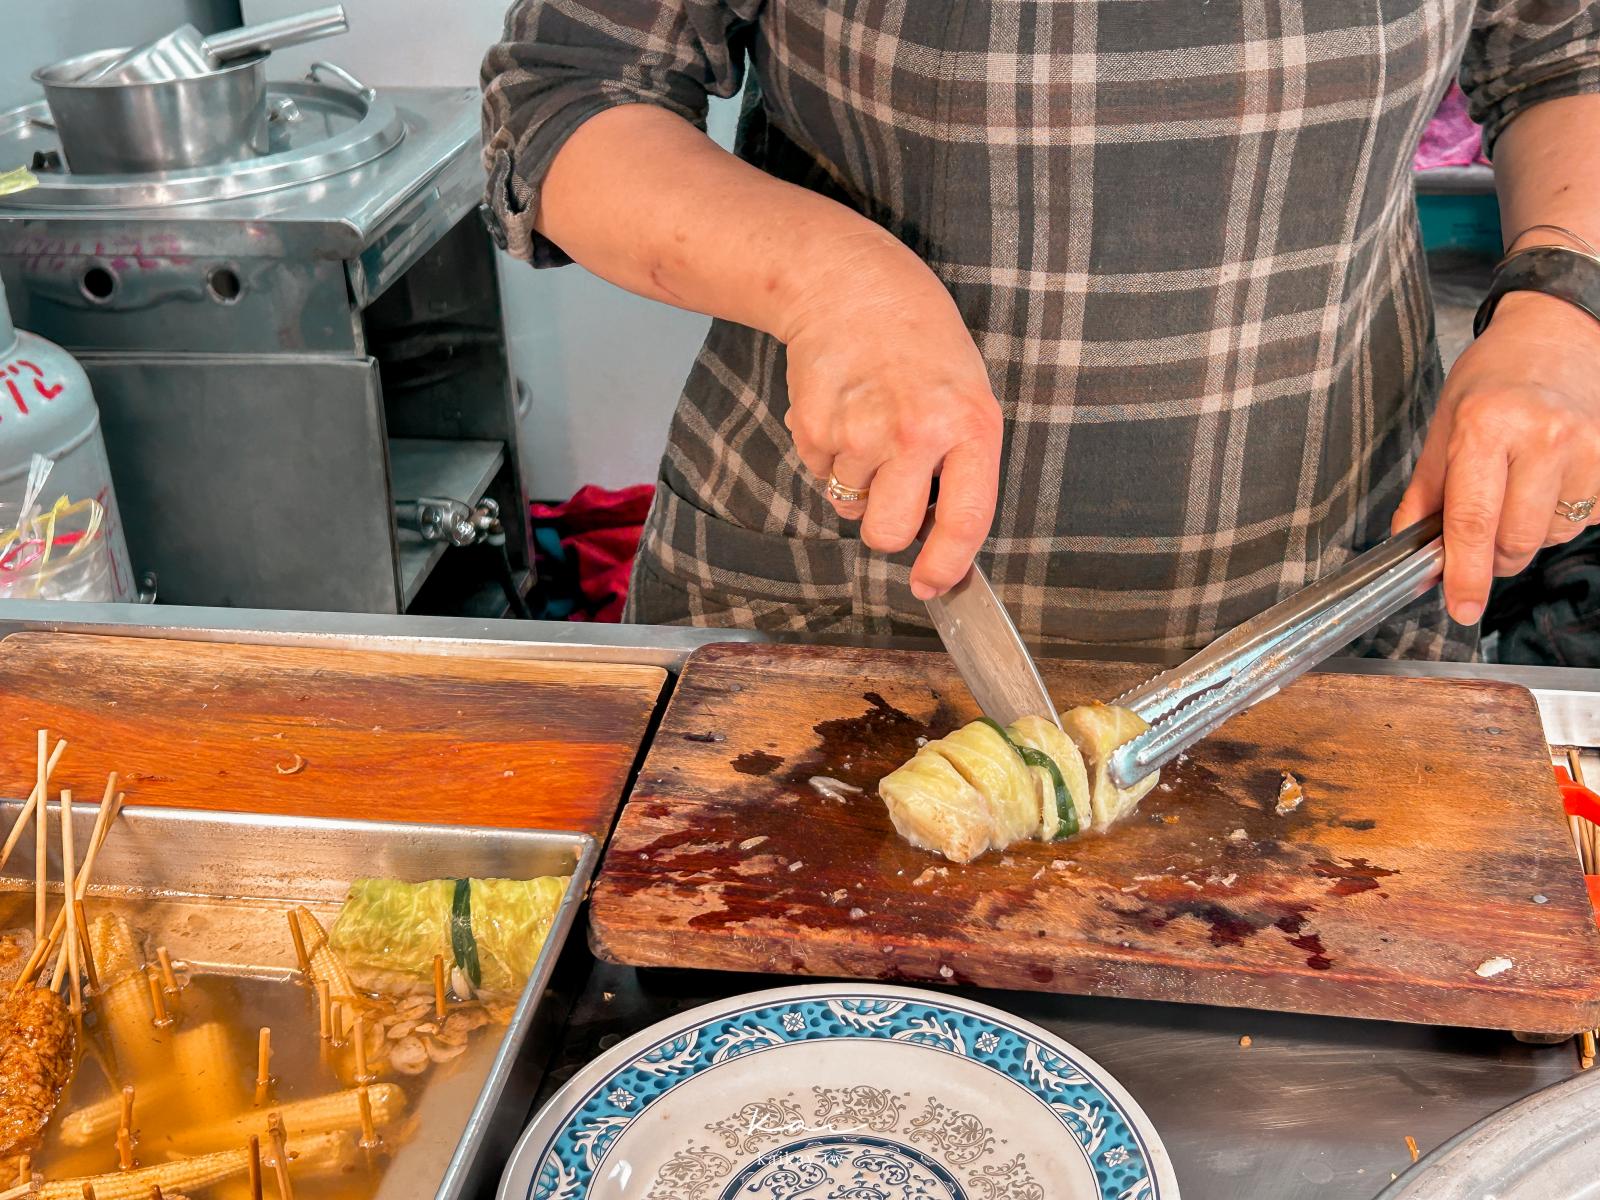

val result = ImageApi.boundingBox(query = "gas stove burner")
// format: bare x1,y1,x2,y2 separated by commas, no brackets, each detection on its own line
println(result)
0,74,404,211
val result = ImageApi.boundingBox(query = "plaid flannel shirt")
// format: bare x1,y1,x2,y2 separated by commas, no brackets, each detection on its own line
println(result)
483,0,1600,656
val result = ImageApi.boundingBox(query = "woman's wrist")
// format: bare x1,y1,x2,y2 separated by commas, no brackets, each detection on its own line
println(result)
771,213,950,344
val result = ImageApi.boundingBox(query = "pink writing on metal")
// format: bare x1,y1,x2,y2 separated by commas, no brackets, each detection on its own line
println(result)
0,359,66,417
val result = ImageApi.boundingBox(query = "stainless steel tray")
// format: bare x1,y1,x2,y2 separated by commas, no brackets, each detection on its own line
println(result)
0,800,598,1200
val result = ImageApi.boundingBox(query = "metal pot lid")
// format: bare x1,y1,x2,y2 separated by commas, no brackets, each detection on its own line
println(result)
0,76,404,212
1375,1067,1600,1199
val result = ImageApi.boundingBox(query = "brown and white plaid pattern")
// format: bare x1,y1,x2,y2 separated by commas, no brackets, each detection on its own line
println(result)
483,0,1600,658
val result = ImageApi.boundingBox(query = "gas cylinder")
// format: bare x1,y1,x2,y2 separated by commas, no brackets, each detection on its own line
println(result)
0,274,132,600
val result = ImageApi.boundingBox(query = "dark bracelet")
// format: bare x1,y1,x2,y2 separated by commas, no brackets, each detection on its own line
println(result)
1473,244,1600,336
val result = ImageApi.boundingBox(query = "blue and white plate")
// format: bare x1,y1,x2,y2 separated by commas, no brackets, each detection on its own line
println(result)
499,983,1179,1200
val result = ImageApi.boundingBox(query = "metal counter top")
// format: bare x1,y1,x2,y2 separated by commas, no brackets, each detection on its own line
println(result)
2,600,1596,1200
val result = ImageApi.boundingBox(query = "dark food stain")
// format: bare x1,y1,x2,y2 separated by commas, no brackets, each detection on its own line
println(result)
1311,857,1399,897
731,750,783,777
1328,817,1378,832
1274,911,1333,969
683,731,725,744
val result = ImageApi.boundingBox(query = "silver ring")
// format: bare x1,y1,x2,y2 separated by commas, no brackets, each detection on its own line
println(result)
825,474,869,504
1557,496,1597,524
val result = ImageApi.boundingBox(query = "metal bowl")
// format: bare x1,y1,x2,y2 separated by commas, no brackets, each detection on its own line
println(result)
33,48,269,175
1376,1067,1600,1199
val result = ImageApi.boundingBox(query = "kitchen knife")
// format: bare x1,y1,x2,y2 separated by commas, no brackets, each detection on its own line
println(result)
923,559,1061,729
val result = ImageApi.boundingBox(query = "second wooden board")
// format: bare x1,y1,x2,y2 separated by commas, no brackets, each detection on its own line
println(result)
591,643,1600,1033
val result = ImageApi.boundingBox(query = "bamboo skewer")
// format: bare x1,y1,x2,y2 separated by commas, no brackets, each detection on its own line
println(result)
266,1113,294,1200
351,1014,373,1084
146,966,172,1028
117,1085,136,1170
16,1157,29,1188
433,954,447,1020
16,776,122,996
356,1086,381,1150
315,982,331,1042
155,949,180,997
247,1136,264,1200
75,901,100,993
55,789,84,1015
34,731,47,946
286,912,311,978
0,736,65,870
81,1185,96,1200
255,1028,273,1107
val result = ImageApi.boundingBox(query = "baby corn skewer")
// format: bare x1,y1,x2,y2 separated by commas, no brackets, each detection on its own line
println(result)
289,908,356,1040
61,1022,242,1148
38,1132,349,1200
180,1084,406,1152
89,915,171,1075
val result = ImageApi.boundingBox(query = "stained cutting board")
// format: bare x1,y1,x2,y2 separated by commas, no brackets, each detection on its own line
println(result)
0,633,665,836
591,643,1600,1033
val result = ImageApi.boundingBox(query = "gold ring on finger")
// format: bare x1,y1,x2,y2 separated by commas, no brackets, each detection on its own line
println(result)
1556,496,1597,524
826,474,869,504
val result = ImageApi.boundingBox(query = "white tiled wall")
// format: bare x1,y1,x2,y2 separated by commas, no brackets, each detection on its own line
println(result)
246,0,738,499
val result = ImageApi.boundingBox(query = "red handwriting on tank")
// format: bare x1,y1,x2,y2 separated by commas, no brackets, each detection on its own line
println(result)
0,360,66,416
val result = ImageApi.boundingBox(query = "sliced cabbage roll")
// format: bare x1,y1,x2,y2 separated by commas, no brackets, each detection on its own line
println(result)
1008,714,1092,839
878,701,1158,862
879,747,996,864
1059,703,1159,831
930,721,1038,850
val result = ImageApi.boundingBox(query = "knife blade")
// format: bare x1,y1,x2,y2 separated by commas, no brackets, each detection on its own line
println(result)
923,560,1061,729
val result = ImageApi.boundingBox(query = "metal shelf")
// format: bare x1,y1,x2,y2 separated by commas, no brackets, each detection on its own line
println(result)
390,437,505,609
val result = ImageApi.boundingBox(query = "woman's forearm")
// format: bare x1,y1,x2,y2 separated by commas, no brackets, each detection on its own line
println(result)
536,104,927,340
1492,92,1600,251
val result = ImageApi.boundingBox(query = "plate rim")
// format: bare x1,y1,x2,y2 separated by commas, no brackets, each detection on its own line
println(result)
500,981,1180,1200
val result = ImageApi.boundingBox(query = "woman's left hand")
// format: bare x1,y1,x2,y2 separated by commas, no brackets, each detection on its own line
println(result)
1393,290,1600,625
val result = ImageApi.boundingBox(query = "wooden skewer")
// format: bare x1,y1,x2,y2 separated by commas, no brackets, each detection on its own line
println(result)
352,1013,372,1084
82,1184,96,1200
1582,1029,1597,1070
156,948,181,996
150,1188,163,1200
15,1155,29,1188
75,900,100,993
57,789,83,1014
356,1085,382,1149
286,911,311,978
255,1027,273,1107
34,731,47,946
11,918,59,994
433,953,447,1019
146,965,172,1027
248,1134,264,1200
0,736,64,871
266,1111,294,1200
117,1125,136,1171
119,1083,136,1154
315,980,331,1041
25,780,122,995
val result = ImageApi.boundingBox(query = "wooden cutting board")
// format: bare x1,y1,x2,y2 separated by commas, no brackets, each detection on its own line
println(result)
591,643,1600,1033
0,632,665,836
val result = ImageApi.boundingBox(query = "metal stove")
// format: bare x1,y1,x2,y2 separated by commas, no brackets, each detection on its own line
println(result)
0,65,531,614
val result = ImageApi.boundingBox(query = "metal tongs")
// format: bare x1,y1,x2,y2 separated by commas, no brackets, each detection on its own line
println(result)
1107,513,1446,789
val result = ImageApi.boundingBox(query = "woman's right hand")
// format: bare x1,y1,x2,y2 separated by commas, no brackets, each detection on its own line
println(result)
779,229,1004,599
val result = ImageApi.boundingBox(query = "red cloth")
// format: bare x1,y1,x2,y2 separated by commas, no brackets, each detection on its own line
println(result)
529,484,653,622
1414,82,1488,170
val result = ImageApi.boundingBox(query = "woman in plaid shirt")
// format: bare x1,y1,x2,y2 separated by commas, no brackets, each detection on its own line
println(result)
483,2,1600,658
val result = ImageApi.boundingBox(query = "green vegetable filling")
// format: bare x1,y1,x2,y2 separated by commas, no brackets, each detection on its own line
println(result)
977,717,1079,838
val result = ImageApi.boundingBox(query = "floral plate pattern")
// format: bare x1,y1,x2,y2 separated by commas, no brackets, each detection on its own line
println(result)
499,984,1178,1200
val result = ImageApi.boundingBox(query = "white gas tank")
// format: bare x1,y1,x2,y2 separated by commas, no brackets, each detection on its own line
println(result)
0,276,133,601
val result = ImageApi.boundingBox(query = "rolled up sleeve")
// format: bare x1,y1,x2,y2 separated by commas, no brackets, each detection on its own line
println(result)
481,0,752,266
1463,0,1600,154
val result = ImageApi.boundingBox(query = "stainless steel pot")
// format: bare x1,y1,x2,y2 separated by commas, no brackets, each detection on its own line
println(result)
33,49,268,175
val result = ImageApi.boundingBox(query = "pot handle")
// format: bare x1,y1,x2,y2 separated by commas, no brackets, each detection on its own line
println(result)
306,61,375,103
